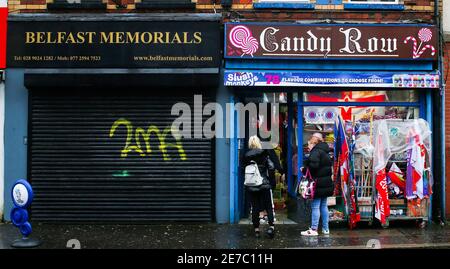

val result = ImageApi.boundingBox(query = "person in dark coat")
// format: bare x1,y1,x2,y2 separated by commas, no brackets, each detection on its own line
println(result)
300,133,334,236
243,136,276,238
258,143,284,224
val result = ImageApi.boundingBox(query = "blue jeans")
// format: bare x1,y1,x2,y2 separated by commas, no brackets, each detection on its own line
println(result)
311,197,329,231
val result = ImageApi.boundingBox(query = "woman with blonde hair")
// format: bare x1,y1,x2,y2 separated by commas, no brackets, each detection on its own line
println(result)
243,135,276,238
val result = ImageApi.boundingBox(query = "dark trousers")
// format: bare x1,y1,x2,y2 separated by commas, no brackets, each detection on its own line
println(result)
248,189,274,228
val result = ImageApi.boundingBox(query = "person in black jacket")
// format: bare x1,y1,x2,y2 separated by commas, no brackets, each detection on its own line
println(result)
259,143,284,224
243,136,276,238
301,133,334,236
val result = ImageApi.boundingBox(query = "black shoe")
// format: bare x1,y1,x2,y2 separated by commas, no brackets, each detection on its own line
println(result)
255,231,261,238
266,227,275,239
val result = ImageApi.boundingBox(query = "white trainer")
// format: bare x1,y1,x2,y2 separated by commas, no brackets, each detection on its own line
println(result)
322,229,330,235
301,228,318,236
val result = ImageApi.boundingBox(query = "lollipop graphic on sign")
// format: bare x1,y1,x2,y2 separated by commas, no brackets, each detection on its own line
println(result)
403,28,436,59
418,28,433,42
229,25,259,57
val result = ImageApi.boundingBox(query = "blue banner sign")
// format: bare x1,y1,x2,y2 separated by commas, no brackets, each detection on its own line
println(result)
224,71,439,88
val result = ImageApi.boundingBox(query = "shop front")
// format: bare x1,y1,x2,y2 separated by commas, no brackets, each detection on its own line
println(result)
225,22,440,228
4,14,222,223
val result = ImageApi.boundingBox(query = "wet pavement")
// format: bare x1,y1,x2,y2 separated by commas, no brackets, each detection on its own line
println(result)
1,221,450,249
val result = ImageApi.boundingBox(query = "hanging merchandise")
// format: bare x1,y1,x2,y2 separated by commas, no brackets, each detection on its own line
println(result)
406,131,427,200
373,123,391,225
387,163,406,190
334,116,348,204
334,116,360,228
423,168,431,197
348,121,361,229
354,134,374,159
372,119,432,226
333,119,342,196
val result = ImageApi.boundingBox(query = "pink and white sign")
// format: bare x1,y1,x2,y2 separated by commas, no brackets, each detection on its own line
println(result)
225,23,438,60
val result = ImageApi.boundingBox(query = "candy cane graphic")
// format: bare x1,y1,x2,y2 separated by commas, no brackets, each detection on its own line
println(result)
404,28,435,59
404,36,418,58
416,44,436,58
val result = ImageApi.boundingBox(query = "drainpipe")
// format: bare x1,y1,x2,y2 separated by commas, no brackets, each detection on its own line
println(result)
436,0,446,224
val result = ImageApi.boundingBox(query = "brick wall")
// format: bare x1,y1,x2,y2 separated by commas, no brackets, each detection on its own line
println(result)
8,0,440,20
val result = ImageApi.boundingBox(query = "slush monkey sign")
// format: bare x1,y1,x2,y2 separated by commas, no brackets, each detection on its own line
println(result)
225,23,438,60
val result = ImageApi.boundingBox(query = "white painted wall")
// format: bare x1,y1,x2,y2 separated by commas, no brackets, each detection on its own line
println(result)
0,80,4,221
444,0,450,35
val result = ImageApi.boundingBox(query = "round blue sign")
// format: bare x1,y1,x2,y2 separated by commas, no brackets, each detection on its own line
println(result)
11,179,34,209
10,208,29,227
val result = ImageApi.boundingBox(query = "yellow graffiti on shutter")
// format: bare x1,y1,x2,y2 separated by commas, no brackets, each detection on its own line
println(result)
109,118,187,161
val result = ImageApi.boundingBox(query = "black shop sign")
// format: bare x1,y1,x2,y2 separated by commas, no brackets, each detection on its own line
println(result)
7,19,220,68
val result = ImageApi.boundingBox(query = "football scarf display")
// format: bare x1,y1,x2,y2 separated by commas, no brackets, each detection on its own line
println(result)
406,132,426,200
348,128,361,229
374,130,390,224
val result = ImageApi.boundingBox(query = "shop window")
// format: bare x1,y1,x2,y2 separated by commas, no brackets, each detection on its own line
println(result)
136,0,196,9
302,106,419,152
47,0,107,10
303,90,419,103
254,0,315,9
344,0,405,10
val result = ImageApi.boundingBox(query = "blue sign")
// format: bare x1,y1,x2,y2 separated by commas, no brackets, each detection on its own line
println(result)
224,71,440,88
11,179,34,209
11,179,34,238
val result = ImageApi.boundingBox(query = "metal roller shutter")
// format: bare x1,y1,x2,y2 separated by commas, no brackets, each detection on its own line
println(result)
29,89,214,222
